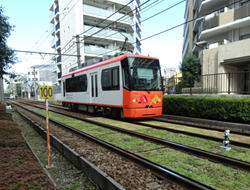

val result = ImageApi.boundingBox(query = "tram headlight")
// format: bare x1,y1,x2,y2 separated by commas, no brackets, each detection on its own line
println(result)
132,98,137,103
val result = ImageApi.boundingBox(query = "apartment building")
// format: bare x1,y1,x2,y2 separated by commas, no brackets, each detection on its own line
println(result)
50,0,141,79
183,0,250,93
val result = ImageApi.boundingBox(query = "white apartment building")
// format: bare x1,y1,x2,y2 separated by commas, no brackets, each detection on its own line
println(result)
50,0,142,79
183,0,250,94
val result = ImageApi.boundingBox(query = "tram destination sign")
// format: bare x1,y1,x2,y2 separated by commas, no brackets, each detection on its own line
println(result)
39,85,54,99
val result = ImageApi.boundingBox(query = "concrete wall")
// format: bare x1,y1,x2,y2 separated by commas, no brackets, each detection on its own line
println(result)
59,0,84,75
218,38,250,72
219,9,234,26
202,47,218,75
203,38,250,74
202,38,250,93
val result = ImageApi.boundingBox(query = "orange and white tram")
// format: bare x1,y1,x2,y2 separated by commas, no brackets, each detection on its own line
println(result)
61,54,163,118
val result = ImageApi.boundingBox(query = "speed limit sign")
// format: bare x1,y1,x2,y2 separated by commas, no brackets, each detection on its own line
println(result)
39,85,54,99
39,85,54,168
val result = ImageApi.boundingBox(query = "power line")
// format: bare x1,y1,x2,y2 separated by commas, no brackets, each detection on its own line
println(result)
14,49,78,57
81,0,185,49
142,0,185,23
95,0,245,57
78,0,151,42
61,0,134,56
77,0,135,36
61,0,184,65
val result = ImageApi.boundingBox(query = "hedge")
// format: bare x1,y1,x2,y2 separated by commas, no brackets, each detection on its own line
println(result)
163,96,250,124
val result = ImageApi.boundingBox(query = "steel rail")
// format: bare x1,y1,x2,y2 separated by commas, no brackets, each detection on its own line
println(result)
129,120,250,148
155,115,250,136
11,101,214,190
13,100,250,172
20,99,250,148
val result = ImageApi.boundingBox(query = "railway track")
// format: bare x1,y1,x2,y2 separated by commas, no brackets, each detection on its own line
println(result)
19,100,250,146
9,100,213,190
156,115,250,136
9,100,250,189
12,100,250,171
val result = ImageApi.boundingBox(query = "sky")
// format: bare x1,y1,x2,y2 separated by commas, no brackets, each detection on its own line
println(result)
0,0,185,76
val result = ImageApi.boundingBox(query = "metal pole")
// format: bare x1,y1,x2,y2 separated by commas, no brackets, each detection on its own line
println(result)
76,35,81,68
228,73,231,94
46,99,51,168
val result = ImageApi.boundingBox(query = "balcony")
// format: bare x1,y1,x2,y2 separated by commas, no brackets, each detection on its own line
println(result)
50,11,54,24
57,72,62,79
136,12,141,25
55,23,60,31
199,0,230,16
136,43,141,53
83,4,133,26
234,3,250,20
200,5,250,40
136,27,141,39
56,39,61,47
56,56,61,63
50,38,56,48
55,6,59,15
202,14,219,30
84,25,134,44
136,0,140,6
84,46,118,57
193,0,200,10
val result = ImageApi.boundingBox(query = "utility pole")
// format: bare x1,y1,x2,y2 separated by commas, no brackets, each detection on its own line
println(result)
32,67,37,100
76,35,81,68
0,76,4,104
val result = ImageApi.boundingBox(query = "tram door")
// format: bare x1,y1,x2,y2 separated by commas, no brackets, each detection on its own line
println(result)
90,72,98,103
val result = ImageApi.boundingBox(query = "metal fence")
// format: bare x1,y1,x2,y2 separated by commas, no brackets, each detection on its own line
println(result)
165,71,250,95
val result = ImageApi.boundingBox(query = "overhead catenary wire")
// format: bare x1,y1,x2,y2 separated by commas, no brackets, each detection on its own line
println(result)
76,0,159,55
17,0,244,73
61,0,153,62
20,0,134,72
77,0,152,42
94,0,245,57
48,0,187,68
79,0,185,50
77,0,135,36
30,0,83,57
13,49,78,57
61,0,134,56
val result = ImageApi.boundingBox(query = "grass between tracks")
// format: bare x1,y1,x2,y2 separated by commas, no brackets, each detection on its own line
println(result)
88,117,250,162
35,109,250,190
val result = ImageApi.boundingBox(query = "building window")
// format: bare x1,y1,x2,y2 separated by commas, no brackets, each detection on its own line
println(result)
240,0,250,6
240,33,250,40
101,67,120,90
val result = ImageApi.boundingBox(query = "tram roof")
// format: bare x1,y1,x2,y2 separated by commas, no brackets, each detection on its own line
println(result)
62,54,159,78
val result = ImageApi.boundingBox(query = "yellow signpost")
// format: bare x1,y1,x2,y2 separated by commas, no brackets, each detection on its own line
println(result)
39,85,54,168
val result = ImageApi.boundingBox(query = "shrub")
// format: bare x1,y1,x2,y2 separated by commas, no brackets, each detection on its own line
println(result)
163,96,250,123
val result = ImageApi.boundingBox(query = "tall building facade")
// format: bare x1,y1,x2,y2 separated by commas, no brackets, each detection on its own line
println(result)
50,0,141,79
183,0,250,93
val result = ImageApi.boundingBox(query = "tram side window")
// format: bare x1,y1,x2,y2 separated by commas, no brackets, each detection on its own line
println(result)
66,74,87,92
101,67,120,90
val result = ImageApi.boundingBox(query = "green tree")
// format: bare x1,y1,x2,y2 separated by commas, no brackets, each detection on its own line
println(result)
180,53,201,88
0,6,16,77
0,6,16,103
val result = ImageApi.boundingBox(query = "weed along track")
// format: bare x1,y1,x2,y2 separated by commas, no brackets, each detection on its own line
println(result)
10,100,250,190
10,101,197,190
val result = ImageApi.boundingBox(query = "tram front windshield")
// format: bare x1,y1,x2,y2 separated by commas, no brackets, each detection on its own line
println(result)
122,57,162,91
